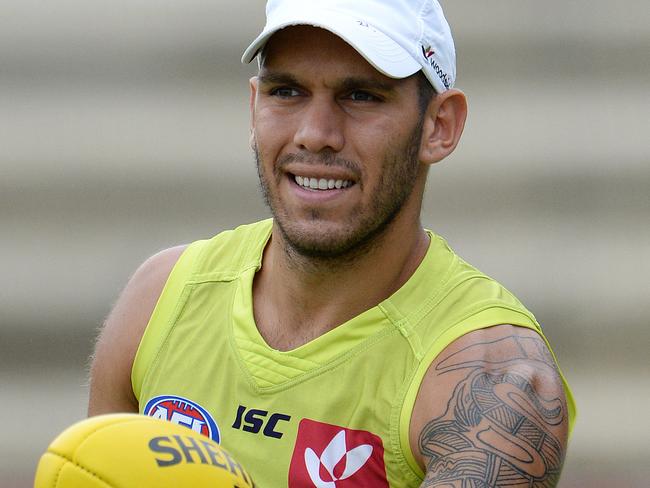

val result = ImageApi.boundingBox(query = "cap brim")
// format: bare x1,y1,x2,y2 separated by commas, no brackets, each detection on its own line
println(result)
241,9,421,79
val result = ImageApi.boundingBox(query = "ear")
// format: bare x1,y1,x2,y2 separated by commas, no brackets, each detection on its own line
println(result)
418,89,468,165
249,76,259,149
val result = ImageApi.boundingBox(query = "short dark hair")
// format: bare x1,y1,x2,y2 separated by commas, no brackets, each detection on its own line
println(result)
416,71,437,116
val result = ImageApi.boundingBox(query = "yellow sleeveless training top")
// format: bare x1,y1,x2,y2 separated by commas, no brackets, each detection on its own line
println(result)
132,219,575,487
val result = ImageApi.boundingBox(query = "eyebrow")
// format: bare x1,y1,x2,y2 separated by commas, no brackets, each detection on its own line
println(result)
258,71,399,95
258,72,303,88
338,76,398,95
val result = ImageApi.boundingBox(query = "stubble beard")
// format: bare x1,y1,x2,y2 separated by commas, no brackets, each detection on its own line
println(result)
254,120,424,266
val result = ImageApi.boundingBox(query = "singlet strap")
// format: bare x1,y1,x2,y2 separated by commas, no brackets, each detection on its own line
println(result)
131,240,207,401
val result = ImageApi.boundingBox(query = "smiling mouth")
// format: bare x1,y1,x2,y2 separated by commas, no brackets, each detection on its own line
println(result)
293,174,355,190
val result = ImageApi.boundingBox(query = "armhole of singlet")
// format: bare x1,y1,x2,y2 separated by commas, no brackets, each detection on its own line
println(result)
131,240,208,402
397,307,577,480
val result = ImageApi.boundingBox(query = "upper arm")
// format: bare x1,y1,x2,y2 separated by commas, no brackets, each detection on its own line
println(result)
410,324,569,487
87,245,187,416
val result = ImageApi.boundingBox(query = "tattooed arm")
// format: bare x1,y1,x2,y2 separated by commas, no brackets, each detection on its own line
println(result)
410,325,569,488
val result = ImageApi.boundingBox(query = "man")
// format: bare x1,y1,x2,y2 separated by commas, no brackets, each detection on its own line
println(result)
89,0,576,486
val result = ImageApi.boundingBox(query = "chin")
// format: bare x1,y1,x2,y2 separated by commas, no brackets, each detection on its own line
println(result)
276,216,389,262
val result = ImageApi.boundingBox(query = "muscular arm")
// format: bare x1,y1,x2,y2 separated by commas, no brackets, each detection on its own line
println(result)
87,245,186,416
411,325,569,488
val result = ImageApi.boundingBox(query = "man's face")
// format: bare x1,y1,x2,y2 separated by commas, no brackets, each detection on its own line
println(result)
250,26,426,259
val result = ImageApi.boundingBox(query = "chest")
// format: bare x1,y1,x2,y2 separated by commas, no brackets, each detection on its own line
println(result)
137,282,421,486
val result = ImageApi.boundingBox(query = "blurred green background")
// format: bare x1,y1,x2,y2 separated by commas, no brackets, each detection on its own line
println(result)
1,1,649,486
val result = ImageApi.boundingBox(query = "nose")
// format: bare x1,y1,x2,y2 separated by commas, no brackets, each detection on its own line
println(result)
293,97,345,154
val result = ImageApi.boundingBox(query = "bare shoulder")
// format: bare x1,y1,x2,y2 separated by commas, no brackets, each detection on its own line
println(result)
87,245,188,416
410,324,569,487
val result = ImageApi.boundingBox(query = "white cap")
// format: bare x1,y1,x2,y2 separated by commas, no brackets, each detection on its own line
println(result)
241,0,456,93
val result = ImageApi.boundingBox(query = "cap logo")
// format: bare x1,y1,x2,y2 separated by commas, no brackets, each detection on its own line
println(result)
421,44,452,90
355,19,380,35
422,45,435,59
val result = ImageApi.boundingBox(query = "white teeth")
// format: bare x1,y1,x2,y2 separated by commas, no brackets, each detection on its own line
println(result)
294,175,353,190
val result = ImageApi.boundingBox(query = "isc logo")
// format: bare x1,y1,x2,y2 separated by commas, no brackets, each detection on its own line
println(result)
143,395,221,443
231,405,291,439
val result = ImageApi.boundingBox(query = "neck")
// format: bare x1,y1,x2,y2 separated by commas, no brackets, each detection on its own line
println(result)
253,210,430,351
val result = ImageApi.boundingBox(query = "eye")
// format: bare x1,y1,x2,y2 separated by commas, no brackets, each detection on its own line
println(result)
347,90,380,102
270,86,300,98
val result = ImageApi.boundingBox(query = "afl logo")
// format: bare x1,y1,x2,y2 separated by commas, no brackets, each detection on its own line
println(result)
143,395,221,443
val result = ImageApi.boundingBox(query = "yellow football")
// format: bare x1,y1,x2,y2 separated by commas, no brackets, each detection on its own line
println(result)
34,413,254,487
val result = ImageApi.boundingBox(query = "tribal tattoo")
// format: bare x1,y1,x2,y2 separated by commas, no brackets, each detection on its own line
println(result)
419,335,567,487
